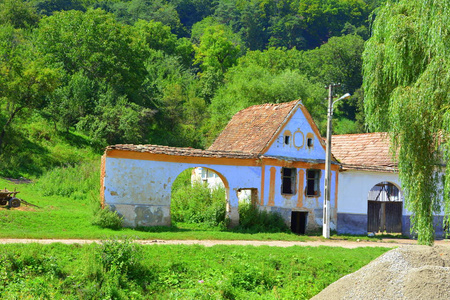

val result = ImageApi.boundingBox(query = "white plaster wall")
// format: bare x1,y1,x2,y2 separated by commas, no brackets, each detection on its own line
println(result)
191,167,225,189
262,166,337,208
338,170,405,214
264,109,326,160
261,164,338,229
338,170,450,216
104,157,262,210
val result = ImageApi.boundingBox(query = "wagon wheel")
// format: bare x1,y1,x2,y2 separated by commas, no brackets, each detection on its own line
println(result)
9,198,21,208
0,198,8,205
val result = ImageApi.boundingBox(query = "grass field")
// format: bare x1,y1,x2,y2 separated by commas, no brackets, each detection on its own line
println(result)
0,176,399,242
0,241,390,299
0,170,394,299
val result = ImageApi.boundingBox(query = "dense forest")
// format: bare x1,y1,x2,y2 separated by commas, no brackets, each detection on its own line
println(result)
0,0,386,177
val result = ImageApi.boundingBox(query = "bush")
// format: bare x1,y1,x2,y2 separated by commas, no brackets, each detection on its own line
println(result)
237,202,289,233
91,206,123,230
171,169,227,227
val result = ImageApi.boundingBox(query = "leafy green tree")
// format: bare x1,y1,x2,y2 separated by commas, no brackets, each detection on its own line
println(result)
0,25,60,152
31,0,86,16
76,84,155,145
206,48,325,144
42,71,96,131
134,19,193,67
194,23,242,100
302,34,365,128
194,23,242,74
127,0,185,35
363,0,450,245
0,0,40,28
142,48,207,147
35,8,147,104
170,0,215,29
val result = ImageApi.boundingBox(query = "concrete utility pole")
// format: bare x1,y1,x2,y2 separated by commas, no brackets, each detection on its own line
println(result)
323,84,350,238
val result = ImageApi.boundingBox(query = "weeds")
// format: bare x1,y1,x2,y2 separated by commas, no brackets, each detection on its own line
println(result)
36,160,100,201
0,243,390,299
237,202,289,233
171,169,227,228
91,205,123,230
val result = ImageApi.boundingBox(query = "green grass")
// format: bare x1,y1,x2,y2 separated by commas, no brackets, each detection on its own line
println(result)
0,175,407,242
0,113,101,179
0,241,390,299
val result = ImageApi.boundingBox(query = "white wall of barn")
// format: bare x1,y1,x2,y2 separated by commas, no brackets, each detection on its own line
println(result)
103,156,261,227
337,170,405,214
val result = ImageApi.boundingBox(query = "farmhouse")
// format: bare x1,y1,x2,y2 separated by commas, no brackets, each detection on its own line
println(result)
333,132,448,238
100,100,447,237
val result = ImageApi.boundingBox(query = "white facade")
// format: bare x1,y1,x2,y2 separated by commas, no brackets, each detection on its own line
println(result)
101,101,338,232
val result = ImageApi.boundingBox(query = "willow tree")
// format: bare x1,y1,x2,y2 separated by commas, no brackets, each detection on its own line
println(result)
363,0,450,245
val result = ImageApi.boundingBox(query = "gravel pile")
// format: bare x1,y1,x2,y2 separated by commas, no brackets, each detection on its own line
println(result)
313,245,450,299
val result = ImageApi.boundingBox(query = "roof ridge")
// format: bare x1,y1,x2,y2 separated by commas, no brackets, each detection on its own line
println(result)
238,99,299,111
333,132,387,137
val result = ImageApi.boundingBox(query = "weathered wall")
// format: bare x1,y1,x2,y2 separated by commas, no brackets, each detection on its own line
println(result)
338,170,448,238
337,170,402,235
261,163,338,232
103,156,261,227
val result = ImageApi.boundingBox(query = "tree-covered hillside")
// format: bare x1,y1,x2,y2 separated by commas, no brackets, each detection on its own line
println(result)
0,0,385,177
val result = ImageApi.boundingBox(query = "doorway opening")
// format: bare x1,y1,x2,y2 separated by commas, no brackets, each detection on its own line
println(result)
291,211,308,234
367,181,402,233
237,188,259,206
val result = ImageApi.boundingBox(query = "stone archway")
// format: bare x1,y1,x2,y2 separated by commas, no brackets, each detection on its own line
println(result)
367,181,403,233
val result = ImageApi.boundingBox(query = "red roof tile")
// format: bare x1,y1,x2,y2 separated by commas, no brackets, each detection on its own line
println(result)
209,100,299,153
331,132,397,172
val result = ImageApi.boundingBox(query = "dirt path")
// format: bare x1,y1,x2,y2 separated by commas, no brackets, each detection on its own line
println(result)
0,238,448,248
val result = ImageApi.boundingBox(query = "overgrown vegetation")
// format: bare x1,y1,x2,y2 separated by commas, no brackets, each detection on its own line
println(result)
237,202,289,233
36,160,99,201
171,168,290,233
91,205,123,230
0,0,386,178
171,168,227,228
0,241,390,299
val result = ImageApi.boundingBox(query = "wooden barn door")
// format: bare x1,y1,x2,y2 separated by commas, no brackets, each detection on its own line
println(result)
367,201,381,232
367,182,402,233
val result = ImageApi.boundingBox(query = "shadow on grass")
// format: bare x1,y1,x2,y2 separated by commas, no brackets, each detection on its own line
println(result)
0,131,50,178
57,130,104,154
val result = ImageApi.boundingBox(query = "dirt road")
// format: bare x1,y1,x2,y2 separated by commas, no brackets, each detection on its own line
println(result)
0,238,448,248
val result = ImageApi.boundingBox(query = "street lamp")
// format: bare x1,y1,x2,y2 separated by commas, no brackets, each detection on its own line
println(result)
323,85,351,238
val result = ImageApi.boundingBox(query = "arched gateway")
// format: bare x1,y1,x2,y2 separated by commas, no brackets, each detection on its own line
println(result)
367,181,403,233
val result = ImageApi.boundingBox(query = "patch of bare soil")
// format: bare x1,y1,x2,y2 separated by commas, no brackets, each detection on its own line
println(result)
313,245,450,300
0,206,37,212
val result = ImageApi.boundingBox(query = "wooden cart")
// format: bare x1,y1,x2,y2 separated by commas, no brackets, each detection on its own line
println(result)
0,188,21,207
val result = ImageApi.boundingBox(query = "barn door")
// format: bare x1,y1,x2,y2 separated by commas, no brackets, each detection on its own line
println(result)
367,182,402,233
367,201,381,232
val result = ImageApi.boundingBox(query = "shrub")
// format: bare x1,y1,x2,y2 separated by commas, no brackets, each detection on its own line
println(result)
237,202,289,233
171,169,227,227
91,206,123,230
98,239,141,274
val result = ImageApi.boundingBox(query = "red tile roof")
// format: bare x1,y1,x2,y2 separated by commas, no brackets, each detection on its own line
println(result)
106,144,258,159
209,100,300,153
331,132,397,172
